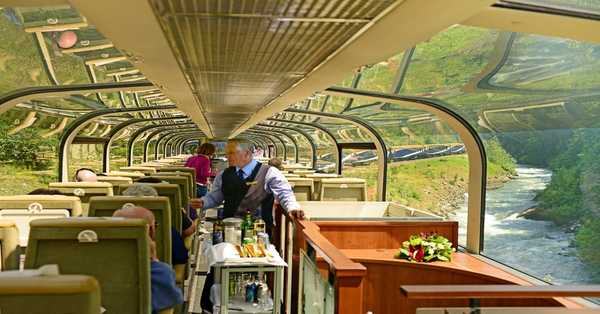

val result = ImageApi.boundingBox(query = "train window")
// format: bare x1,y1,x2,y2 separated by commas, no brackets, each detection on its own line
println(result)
500,0,600,15
375,24,600,286
356,52,405,93
340,148,378,201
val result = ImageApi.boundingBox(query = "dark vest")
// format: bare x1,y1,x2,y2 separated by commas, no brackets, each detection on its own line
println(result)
221,162,274,229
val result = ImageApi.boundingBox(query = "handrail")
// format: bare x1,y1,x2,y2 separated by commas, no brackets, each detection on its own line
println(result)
299,219,366,276
400,285,600,299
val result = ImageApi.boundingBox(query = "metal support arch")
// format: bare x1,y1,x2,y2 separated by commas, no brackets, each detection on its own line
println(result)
0,81,153,114
144,127,198,162
256,129,295,162
103,117,192,172
247,130,288,161
244,131,281,158
268,118,341,175
254,125,300,163
325,86,487,253
284,108,388,201
164,132,204,157
57,105,176,182
179,138,200,154
128,123,196,166
156,130,201,161
256,123,317,169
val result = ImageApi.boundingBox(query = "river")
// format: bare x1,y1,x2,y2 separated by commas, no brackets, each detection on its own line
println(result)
449,165,596,284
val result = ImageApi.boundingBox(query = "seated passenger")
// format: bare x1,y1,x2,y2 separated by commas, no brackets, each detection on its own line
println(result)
74,168,98,182
123,184,189,265
137,177,197,235
28,188,65,195
113,206,183,313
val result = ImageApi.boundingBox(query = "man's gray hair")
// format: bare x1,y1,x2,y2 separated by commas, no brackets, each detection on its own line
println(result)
122,184,159,197
228,138,256,153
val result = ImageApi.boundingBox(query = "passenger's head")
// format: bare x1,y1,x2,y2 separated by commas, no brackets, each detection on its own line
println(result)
225,139,255,168
113,206,156,240
136,177,163,184
28,188,65,195
268,158,284,171
197,143,216,157
123,184,158,197
74,168,97,182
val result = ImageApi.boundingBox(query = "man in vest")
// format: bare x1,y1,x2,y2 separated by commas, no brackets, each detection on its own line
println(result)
190,138,304,224
190,138,304,312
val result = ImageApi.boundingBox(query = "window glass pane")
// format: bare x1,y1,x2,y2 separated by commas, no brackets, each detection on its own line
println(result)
356,53,404,93
0,5,141,101
340,148,378,201
0,108,60,194
502,0,600,15
395,24,600,285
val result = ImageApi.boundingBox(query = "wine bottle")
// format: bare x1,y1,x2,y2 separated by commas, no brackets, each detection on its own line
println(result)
242,209,255,244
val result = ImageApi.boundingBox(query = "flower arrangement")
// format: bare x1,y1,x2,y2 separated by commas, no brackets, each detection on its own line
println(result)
394,233,455,262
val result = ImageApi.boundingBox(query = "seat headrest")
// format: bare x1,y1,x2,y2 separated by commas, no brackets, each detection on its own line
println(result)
0,195,83,216
321,178,366,184
49,182,113,188
29,217,147,228
97,176,133,183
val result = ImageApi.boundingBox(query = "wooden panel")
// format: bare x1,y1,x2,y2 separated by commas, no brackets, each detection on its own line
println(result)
315,221,459,249
342,249,583,314
401,284,600,299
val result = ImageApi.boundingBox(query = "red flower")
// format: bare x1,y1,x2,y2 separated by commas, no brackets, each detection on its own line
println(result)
408,245,425,262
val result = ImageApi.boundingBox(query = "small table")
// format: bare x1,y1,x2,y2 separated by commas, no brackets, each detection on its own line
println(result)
201,240,286,314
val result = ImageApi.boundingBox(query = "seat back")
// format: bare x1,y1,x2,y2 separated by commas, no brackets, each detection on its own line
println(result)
120,166,157,175
156,171,195,199
88,196,172,264
105,171,145,180
25,218,151,314
0,273,101,314
287,178,314,201
0,195,83,246
158,166,196,189
142,175,190,214
47,182,113,215
319,178,367,201
118,184,183,232
97,176,133,195
0,220,19,270
304,174,340,200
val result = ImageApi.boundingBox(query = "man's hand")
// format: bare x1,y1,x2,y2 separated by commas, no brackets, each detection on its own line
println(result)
189,198,204,209
288,209,305,220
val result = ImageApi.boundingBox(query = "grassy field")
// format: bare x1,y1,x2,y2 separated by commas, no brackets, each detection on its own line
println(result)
343,154,512,216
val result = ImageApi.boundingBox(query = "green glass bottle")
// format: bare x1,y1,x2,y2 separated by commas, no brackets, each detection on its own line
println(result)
242,209,255,244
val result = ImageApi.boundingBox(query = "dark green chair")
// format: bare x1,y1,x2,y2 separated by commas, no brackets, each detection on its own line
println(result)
144,176,190,213
118,183,182,233
88,196,172,265
0,274,101,314
25,218,151,314
0,220,19,270
157,167,196,195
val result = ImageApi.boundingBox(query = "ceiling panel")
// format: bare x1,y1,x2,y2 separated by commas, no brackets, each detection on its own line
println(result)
150,0,396,137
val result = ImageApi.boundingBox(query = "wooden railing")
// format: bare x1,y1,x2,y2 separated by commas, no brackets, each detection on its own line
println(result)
273,204,367,314
401,285,600,299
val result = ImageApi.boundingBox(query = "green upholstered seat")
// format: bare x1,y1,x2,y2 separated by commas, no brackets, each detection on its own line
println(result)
157,166,196,194
318,178,367,201
0,273,102,314
118,183,183,233
25,218,151,314
88,196,172,265
287,177,314,201
145,176,190,211
0,220,19,270
47,182,113,215
97,176,133,195
0,195,83,246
